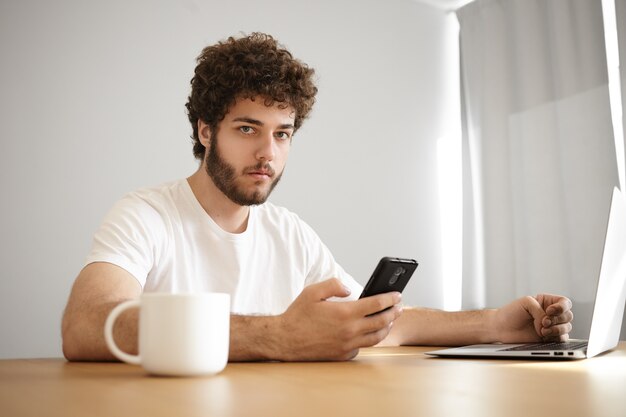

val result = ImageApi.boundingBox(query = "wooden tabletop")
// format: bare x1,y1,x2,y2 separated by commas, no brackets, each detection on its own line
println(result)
2,343,625,417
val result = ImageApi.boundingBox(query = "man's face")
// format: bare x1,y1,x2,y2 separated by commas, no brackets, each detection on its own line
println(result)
201,97,295,206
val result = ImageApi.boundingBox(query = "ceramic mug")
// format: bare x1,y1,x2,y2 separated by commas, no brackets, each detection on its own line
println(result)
104,292,230,376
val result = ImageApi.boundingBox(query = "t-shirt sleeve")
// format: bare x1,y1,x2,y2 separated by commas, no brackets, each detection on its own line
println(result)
298,219,363,301
84,194,165,287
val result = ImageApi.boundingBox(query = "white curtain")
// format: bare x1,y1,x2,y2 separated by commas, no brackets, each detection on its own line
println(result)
616,0,626,339
457,0,619,338
619,0,626,159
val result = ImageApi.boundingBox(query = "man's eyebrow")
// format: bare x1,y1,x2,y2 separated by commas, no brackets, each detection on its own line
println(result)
232,117,294,130
233,117,263,126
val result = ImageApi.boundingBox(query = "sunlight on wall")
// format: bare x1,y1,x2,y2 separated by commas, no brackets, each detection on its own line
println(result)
438,135,462,311
437,13,463,311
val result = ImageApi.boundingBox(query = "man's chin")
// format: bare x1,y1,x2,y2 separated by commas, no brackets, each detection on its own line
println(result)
226,187,272,206
220,174,281,206
240,178,280,204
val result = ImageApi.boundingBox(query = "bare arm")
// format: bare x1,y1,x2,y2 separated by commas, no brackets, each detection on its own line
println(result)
62,262,142,361
380,307,496,346
63,270,403,362
382,295,574,347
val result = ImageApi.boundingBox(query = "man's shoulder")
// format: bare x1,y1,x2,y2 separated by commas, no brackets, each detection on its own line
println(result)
106,179,189,224
123,179,185,201
117,180,187,209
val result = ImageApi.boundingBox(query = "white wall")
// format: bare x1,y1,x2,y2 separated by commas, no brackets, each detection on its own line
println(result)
0,0,452,358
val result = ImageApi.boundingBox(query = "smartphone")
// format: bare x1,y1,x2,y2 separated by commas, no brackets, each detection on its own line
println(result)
359,257,418,299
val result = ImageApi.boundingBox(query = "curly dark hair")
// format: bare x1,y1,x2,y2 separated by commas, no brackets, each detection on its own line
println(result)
185,32,318,160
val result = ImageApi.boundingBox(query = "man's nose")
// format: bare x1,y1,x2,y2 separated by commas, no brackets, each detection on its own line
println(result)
255,133,276,161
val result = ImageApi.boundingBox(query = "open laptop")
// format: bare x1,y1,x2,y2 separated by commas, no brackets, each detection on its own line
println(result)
426,186,626,360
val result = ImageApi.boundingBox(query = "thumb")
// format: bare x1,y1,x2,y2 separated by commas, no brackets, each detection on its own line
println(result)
521,295,547,338
303,278,352,302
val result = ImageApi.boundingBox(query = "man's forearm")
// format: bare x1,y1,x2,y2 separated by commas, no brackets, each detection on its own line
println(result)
382,307,498,347
62,301,139,361
229,315,286,361
64,308,287,362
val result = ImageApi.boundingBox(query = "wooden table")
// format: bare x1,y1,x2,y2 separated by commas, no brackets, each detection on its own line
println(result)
2,343,625,417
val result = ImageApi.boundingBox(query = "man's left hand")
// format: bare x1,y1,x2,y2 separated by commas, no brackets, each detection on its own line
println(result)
493,294,574,343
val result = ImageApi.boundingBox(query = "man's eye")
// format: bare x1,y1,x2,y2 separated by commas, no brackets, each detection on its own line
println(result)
240,126,254,134
276,132,291,140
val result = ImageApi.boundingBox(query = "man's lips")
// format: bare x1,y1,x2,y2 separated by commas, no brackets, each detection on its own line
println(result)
246,169,274,180
245,165,275,180
248,172,271,180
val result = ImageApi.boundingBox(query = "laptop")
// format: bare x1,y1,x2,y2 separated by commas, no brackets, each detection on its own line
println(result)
426,186,626,360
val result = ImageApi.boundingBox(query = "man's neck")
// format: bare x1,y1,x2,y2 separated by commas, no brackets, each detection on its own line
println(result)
187,168,250,234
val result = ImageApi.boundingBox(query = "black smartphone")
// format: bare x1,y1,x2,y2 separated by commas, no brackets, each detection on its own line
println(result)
359,257,418,299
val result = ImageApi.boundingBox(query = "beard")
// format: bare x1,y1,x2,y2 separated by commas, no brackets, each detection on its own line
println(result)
204,132,283,206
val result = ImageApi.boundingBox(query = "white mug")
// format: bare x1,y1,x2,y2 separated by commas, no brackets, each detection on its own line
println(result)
104,292,230,376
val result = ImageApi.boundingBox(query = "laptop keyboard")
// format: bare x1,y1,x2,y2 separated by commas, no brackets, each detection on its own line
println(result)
502,341,588,352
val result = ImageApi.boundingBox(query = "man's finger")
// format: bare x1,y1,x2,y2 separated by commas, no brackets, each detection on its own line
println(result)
356,325,394,348
541,321,573,338
539,295,572,315
542,310,574,327
517,295,547,338
302,278,352,302
354,292,402,317
521,295,546,320
359,305,403,334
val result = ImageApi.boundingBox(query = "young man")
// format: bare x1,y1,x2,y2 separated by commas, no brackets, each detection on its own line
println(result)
62,33,573,362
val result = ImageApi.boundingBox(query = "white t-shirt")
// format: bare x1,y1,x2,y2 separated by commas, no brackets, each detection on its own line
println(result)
85,179,362,315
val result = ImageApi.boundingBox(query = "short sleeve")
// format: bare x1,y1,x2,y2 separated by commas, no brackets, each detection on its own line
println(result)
298,219,363,300
84,194,166,287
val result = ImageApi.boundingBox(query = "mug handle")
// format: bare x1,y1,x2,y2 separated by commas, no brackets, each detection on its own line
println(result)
104,299,141,365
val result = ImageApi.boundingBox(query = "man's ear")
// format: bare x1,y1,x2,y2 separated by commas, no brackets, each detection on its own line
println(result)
198,120,212,148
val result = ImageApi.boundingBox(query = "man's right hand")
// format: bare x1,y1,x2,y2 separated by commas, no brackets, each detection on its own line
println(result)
275,278,403,361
